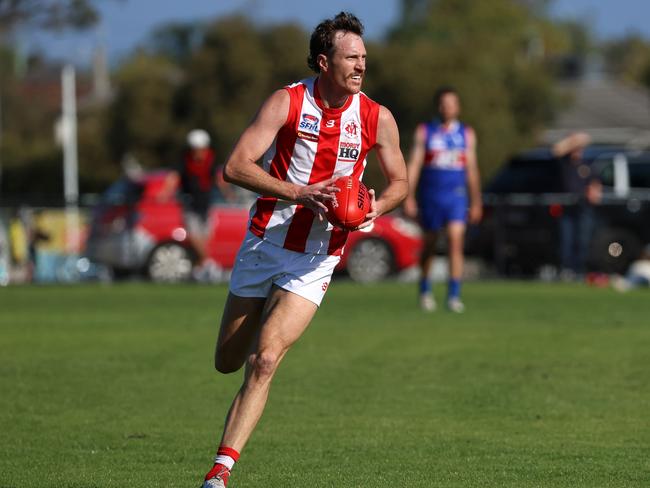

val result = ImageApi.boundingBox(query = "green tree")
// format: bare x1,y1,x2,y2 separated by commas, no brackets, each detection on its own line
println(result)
367,0,562,180
180,16,310,162
0,0,120,198
0,0,100,33
107,52,183,168
603,35,650,88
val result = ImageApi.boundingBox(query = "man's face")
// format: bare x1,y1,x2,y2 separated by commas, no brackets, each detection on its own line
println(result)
438,92,460,122
321,31,366,94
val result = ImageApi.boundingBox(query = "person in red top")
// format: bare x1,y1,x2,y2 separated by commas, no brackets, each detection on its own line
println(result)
177,129,234,268
199,12,408,488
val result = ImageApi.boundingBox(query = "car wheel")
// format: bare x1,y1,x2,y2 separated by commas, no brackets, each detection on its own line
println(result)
589,228,641,274
346,238,394,283
147,243,194,283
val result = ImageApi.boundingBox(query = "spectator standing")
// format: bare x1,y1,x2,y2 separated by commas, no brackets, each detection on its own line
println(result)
552,132,602,280
177,129,234,275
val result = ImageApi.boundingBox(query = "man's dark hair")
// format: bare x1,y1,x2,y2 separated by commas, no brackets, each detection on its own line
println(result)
433,85,458,112
307,12,364,73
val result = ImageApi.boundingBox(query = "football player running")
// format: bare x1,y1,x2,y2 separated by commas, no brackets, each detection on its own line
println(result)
199,12,408,487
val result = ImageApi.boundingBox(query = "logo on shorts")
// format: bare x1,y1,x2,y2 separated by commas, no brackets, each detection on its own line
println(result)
322,282,329,291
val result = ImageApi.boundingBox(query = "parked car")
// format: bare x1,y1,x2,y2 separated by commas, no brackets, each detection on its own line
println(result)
85,170,422,283
469,146,650,276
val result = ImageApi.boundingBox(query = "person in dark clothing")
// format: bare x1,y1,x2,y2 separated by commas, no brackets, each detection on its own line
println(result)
177,129,234,272
552,132,602,279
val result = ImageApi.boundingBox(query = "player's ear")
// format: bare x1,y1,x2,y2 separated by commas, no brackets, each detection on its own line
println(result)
317,53,328,73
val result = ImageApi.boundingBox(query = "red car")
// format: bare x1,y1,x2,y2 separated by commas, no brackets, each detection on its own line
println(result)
85,170,422,283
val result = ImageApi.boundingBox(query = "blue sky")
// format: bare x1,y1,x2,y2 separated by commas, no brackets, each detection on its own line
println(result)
21,0,650,66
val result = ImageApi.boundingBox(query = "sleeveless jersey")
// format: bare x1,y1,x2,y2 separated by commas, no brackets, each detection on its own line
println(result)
248,77,380,256
417,120,469,200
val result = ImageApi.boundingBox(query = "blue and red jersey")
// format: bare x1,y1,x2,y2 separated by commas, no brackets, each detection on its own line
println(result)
417,120,469,201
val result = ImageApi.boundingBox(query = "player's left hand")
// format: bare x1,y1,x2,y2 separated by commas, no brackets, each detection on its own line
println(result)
469,203,483,224
356,189,379,230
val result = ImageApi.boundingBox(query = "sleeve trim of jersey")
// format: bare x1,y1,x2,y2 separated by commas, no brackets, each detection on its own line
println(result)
360,93,380,149
282,83,306,131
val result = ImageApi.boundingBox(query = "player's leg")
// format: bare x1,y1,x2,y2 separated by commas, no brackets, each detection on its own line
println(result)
219,286,317,451
214,230,275,373
203,243,337,487
203,287,318,487
202,293,265,488
446,220,467,312
214,293,266,373
417,201,443,311
419,230,438,311
575,205,596,277
185,211,208,261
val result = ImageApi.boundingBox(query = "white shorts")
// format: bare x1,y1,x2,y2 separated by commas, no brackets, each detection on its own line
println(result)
229,231,340,306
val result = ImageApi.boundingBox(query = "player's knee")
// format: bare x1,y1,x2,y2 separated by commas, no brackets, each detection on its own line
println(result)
249,350,280,379
449,240,464,255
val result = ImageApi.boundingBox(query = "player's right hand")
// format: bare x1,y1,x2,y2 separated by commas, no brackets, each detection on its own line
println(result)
293,177,340,213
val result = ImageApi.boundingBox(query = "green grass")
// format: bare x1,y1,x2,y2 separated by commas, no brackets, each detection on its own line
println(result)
1,281,650,487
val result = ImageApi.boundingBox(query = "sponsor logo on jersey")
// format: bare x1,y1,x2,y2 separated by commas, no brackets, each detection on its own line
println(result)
338,141,361,162
297,130,319,142
299,113,320,132
297,113,320,142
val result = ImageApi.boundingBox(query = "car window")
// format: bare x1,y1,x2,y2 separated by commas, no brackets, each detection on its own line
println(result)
486,158,563,193
592,156,615,187
628,162,650,189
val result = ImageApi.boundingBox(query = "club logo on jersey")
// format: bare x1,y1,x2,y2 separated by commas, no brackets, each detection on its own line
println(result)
298,113,320,142
343,120,359,139
338,141,360,162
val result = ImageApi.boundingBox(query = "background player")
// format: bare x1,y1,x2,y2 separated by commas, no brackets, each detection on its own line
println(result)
404,86,482,313
199,12,408,488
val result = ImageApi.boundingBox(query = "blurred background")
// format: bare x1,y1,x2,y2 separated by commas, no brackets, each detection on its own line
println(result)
2,0,650,286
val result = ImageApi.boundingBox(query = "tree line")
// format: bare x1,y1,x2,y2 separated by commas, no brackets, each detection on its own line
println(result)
1,0,649,201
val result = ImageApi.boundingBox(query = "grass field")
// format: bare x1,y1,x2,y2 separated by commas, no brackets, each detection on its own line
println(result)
1,281,650,487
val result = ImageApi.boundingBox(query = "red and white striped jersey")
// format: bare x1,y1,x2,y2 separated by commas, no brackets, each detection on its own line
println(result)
248,77,380,256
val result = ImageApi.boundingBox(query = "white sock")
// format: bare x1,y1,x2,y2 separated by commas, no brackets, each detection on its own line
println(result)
214,454,236,470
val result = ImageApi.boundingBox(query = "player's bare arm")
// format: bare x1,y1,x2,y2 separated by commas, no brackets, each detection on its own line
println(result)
223,89,339,211
358,105,408,229
465,127,482,224
404,123,427,218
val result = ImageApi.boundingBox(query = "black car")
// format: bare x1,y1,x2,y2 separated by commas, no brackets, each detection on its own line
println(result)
469,146,650,276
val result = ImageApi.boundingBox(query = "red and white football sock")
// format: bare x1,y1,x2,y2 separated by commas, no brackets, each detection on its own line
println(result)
214,446,239,470
204,446,240,484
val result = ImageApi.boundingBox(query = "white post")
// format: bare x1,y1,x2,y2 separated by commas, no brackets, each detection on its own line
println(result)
62,65,80,254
